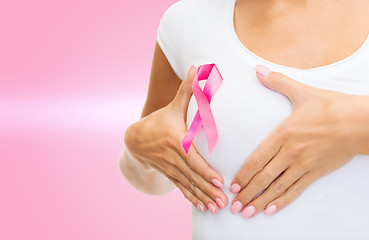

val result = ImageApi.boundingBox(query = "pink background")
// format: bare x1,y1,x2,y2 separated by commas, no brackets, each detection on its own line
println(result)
0,0,191,239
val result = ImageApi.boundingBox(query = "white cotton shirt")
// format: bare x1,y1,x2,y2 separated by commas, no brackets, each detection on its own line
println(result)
156,0,369,239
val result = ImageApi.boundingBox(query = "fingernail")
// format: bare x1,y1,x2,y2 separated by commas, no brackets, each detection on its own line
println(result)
211,178,223,188
265,204,277,215
230,200,243,214
215,197,225,209
197,203,205,213
208,203,216,215
254,64,271,77
230,183,241,194
242,205,256,218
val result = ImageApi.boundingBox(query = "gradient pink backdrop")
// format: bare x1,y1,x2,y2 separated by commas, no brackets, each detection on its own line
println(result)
0,0,191,239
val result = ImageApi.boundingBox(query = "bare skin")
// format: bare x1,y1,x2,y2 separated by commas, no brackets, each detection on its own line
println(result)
234,0,369,69
120,0,369,214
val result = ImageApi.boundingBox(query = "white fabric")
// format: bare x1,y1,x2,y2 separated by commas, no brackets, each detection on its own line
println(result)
157,0,369,239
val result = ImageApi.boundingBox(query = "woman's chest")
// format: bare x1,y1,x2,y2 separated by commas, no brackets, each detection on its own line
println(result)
185,62,369,183
185,65,292,182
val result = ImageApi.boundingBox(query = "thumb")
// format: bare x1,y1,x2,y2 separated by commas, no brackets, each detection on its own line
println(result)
171,65,197,114
254,64,311,106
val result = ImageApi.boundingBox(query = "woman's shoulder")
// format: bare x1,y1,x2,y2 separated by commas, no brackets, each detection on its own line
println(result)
160,0,227,22
158,0,229,36
157,0,230,80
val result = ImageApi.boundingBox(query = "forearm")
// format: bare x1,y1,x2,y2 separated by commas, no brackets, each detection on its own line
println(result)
119,130,175,196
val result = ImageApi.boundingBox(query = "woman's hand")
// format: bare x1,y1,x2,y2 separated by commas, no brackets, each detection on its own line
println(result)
125,65,228,214
229,65,369,218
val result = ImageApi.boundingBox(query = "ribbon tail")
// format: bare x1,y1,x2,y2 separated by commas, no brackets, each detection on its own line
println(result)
199,103,218,154
181,110,203,154
208,130,218,155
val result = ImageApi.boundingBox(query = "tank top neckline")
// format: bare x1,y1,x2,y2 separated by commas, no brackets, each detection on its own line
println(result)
228,0,369,73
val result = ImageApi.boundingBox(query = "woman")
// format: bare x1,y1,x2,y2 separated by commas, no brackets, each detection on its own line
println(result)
120,0,369,239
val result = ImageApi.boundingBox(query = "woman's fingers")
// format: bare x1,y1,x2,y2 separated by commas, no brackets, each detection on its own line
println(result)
169,149,227,210
150,161,220,214
172,148,228,209
237,166,306,218
230,123,288,194
175,141,224,188
150,163,207,212
231,146,292,214
263,171,316,216
171,178,208,213
172,177,221,215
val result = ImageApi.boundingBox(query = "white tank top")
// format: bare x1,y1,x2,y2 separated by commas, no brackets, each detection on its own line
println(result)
157,0,369,239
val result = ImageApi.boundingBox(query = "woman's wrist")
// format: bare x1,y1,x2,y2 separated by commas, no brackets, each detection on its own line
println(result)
123,123,153,170
119,125,175,195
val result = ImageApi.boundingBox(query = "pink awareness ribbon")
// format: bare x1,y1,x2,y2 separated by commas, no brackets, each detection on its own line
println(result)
181,63,223,155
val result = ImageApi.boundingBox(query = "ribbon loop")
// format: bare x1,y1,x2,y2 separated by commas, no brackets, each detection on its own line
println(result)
181,63,223,155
